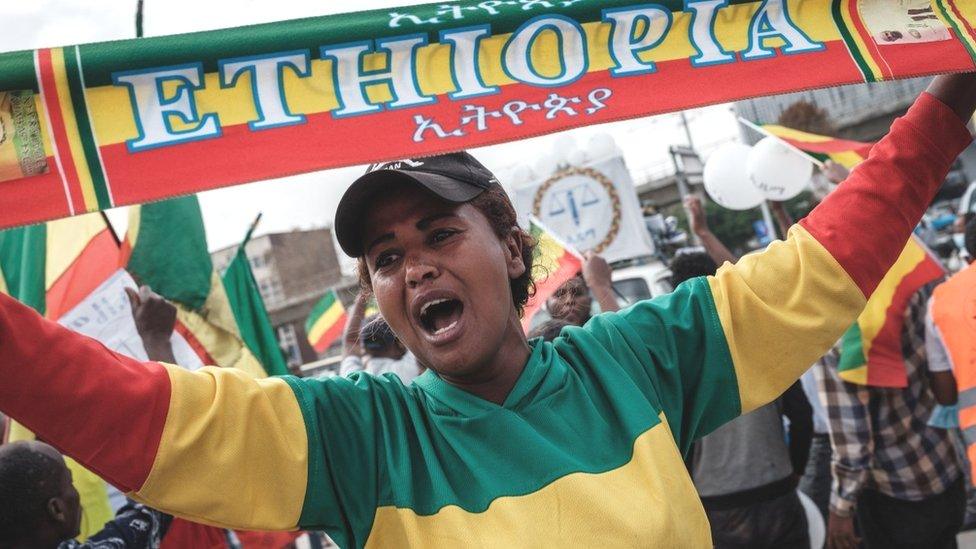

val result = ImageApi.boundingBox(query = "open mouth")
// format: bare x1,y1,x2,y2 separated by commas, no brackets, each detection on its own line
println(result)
419,298,464,336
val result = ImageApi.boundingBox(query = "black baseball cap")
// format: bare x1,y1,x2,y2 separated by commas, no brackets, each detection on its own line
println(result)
334,152,502,257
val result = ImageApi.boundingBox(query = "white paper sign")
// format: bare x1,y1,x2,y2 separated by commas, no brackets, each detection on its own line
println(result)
58,269,204,370
513,156,654,263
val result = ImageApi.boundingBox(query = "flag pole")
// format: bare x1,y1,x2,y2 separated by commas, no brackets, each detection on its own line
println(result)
736,117,826,168
237,213,263,253
99,211,121,246
135,0,145,38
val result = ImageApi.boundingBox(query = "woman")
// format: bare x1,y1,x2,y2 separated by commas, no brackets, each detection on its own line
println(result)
1,75,975,548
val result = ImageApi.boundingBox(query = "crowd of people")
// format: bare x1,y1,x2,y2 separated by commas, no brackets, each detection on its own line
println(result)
1,74,976,549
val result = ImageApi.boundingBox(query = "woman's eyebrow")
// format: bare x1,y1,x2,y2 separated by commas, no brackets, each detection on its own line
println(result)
416,212,459,230
365,233,394,256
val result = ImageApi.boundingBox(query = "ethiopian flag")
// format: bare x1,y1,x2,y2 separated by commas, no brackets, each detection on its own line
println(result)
838,235,945,387
0,212,117,319
761,125,874,169
306,289,347,354
522,217,585,330
222,217,289,376
121,196,267,378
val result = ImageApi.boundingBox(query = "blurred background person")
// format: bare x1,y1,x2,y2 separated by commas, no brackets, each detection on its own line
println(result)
670,247,813,548
340,292,421,383
546,252,619,326
0,440,171,549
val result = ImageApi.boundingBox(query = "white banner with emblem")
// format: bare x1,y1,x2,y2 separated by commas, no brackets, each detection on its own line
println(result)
513,156,654,264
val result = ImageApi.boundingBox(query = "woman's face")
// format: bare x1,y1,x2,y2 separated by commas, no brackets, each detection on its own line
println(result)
361,184,526,378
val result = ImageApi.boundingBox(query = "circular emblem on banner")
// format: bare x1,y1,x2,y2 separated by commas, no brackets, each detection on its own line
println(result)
532,166,621,253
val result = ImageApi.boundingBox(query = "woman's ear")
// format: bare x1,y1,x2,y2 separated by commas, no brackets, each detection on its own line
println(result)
505,228,527,280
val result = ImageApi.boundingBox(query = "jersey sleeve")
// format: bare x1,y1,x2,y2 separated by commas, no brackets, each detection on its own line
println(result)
0,291,320,532
714,92,970,413
583,92,970,446
579,277,740,451
283,373,417,547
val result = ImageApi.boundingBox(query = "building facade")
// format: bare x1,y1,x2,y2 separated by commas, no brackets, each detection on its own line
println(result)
734,77,931,141
212,228,355,366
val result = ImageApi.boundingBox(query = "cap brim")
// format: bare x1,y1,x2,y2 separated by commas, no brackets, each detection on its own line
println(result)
334,169,486,257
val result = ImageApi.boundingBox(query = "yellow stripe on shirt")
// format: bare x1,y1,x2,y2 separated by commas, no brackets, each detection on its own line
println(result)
365,414,711,548
707,225,866,413
133,365,308,530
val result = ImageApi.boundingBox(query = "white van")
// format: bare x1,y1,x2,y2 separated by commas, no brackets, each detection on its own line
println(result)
610,260,673,308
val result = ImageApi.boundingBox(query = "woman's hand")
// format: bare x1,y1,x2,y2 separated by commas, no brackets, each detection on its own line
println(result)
926,72,976,124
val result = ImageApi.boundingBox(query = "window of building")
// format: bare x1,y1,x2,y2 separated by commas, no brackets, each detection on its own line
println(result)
277,324,301,365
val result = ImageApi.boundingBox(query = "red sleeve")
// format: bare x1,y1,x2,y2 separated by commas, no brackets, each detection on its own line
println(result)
799,92,972,297
0,292,170,491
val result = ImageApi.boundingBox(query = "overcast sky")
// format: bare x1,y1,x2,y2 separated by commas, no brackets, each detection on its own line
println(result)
1,0,739,251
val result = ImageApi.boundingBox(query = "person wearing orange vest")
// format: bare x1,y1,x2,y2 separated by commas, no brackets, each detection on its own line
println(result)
927,218,976,524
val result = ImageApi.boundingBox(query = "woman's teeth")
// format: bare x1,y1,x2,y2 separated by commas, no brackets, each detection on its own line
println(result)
433,320,458,335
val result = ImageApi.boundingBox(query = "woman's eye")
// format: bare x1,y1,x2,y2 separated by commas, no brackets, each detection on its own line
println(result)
375,252,400,269
430,229,457,244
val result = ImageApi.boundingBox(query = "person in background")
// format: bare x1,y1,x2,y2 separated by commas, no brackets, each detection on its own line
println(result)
546,252,619,326
340,292,422,383
671,240,814,547
668,249,718,289
798,366,834,521
927,217,976,530
683,195,738,267
815,278,964,549
687,187,838,521
954,181,976,261
0,440,171,549
527,318,573,342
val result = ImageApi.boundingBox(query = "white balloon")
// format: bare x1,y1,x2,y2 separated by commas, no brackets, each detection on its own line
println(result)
588,133,619,159
552,134,577,167
702,143,765,210
508,165,535,186
747,137,813,201
567,148,588,166
534,154,558,178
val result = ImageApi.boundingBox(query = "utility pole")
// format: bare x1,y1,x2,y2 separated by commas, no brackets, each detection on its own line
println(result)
679,111,695,150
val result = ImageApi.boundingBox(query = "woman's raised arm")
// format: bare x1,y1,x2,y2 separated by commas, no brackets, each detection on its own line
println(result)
709,73,976,413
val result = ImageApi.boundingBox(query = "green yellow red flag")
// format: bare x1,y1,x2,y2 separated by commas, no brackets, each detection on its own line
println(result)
0,213,117,319
522,216,585,330
1,1,976,229
306,289,348,354
760,125,874,169
837,235,945,387
121,196,267,378
222,216,290,376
